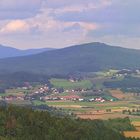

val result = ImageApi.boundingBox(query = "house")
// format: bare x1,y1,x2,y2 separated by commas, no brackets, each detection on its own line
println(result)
100,99,105,103
79,98,84,101
4,95,16,101
89,98,94,102
60,95,80,101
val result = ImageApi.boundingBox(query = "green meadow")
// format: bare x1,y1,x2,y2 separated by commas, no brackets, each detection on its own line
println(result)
50,78,93,89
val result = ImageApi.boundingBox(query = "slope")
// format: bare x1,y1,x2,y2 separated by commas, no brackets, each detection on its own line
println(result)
0,42,140,75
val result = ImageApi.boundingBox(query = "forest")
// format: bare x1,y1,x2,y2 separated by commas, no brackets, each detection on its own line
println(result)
0,105,138,140
0,72,51,89
104,76,140,89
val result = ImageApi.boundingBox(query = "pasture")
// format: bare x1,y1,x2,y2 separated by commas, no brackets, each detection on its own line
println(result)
33,100,140,121
109,89,134,100
124,131,140,138
124,121,140,138
50,78,93,89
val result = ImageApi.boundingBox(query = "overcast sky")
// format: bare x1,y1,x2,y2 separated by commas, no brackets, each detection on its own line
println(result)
0,0,139,49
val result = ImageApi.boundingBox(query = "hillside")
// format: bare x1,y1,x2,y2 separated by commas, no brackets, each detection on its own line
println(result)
0,42,140,75
0,105,134,140
0,44,54,58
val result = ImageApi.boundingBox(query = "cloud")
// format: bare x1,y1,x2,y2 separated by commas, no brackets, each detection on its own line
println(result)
0,0,42,19
45,0,112,19
44,0,111,9
0,0,140,49
45,0,140,39
50,0,140,25
0,20,29,34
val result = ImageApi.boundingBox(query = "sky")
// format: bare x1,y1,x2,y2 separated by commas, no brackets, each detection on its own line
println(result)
0,0,139,49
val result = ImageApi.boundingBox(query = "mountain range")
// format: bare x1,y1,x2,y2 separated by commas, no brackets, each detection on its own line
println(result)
0,42,140,75
0,44,54,58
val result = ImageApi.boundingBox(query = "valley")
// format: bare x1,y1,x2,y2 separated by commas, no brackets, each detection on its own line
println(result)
0,0,139,139
0,43,140,139
0,69,140,127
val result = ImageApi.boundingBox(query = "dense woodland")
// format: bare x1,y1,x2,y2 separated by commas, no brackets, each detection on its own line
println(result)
0,72,51,89
104,76,140,89
0,105,138,140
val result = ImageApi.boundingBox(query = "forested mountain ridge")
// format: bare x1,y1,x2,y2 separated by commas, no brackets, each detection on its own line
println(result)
0,42,140,75
0,44,54,58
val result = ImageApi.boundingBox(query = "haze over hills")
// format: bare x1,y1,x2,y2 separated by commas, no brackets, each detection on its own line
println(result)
0,42,140,75
0,44,54,58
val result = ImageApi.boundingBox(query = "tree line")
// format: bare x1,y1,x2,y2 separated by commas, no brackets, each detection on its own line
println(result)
0,105,138,140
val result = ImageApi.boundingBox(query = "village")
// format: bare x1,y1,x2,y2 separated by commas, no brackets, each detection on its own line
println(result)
0,83,109,103
1,68,140,104
0,75,117,104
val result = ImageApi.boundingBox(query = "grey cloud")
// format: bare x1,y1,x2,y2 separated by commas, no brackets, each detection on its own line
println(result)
45,0,100,8
88,23,140,38
0,0,140,49
46,0,140,23
48,0,140,38
0,0,42,19
52,2,140,24
63,23,82,32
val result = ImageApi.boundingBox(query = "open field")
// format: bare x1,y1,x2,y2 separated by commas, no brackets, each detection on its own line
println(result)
132,122,140,131
124,131,140,138
7,100,32,106
34,100,140,109
33,100,140,122
132,122,140,127
0,88,32,97
129,118,140,123
136,127,140,131
109,89,134,100
0,89,26,97
50,78,93,89
124,121,140,138
77,112,140,120
110,89,126,99
95,69,118,77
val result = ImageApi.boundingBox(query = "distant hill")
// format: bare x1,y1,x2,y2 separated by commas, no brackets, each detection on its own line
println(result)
0,44,54,58
0,42,140,75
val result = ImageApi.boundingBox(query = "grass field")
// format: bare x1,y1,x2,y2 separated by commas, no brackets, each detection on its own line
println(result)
7,100,32,106
130,118,140,122
132,122,140,126
33,100,140,113
0,89,28,97
0,88,39,97
0,93,8,97
124,131,140,138
109,89,134,100
50,78,93,89
35,100,140,123
110,89,126,99
95,69,119,77
77,112,140,120
124,121,140,138
58,92,71,96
